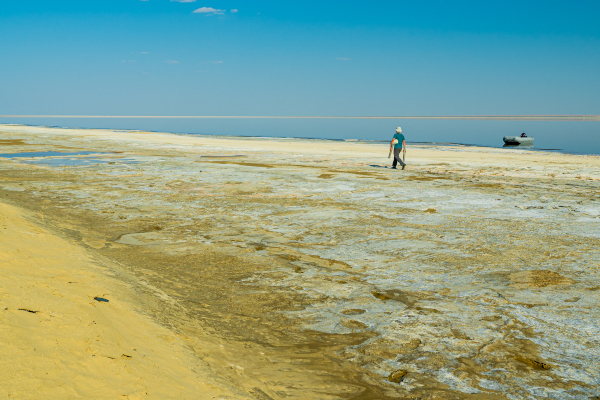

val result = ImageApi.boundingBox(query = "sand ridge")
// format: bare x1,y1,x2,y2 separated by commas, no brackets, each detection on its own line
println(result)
0,202,249,399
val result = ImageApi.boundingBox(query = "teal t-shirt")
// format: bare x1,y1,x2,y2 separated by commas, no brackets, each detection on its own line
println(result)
393,133,405,149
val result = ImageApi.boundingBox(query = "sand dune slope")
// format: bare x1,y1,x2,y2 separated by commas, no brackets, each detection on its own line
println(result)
0,202,247,400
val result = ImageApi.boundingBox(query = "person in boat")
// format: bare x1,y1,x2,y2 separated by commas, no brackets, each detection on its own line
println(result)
390,127,406,170
520,133,527,137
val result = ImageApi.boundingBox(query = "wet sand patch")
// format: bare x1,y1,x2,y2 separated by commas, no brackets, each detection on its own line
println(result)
318,173,335,179
406,174,454,181
201,154,246,158
115,231,164,245
472,182,504,189
0,139,28,146
206,160,276,168
508,270,576,288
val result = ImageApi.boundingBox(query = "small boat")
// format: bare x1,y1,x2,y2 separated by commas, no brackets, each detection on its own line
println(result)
503,133,534,145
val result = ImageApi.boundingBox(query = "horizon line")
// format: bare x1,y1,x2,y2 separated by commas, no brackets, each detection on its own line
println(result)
1,114,599,121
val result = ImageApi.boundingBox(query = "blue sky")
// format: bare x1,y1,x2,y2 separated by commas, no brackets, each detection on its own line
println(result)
1,0,599,116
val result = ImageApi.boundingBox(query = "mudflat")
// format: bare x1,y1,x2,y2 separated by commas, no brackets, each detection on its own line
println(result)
0,124,599,399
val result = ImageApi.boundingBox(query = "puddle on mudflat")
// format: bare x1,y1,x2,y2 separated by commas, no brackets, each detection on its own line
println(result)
24,158,111,167
23,158,138,167
0,151,139,167
0,151,99,158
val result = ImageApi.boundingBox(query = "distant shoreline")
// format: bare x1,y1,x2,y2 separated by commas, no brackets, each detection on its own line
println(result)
3,122,592,156
2,114,600,121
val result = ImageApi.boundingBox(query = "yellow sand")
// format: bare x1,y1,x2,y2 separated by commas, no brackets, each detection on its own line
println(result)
1,124,599,399
0,202,247,399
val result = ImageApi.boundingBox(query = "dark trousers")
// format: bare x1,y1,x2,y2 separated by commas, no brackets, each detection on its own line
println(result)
392,148,405,168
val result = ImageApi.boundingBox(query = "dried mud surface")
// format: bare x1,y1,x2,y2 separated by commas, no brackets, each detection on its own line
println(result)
1,125,599,399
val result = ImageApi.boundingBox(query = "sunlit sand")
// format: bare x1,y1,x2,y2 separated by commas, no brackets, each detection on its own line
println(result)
1,124,599,399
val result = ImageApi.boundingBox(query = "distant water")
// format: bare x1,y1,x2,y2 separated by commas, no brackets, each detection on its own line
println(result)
1,117,598,155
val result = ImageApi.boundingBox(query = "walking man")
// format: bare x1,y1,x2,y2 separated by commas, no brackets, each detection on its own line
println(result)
390,127,406,170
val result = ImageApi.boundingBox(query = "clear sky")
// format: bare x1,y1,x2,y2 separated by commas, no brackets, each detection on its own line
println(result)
1,0,599,116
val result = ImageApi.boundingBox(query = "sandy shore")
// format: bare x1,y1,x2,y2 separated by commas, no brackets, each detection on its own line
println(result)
0,201,250,399
1,124,599,399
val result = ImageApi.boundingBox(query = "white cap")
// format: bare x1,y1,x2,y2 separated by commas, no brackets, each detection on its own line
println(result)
396,127,402,133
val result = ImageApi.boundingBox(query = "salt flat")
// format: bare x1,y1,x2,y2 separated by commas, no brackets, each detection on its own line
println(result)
1,124,599,399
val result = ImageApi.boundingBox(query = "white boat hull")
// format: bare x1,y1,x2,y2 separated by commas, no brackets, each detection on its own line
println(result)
503,136,534,145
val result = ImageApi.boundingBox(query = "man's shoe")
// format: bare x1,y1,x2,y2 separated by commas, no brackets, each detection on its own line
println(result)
391,166,397,169
402,164,406,170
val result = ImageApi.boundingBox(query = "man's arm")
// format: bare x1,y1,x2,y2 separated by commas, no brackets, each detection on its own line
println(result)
402,140,406,152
